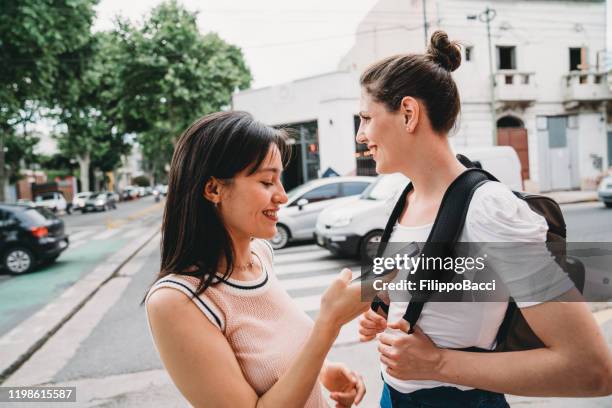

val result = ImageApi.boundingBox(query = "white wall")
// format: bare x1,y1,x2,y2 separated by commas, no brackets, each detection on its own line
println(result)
233,0,608,190
317,98,360,175
578,111,608,188
233,71,361,176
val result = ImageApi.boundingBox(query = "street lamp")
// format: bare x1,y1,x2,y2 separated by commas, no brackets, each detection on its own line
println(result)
468,7,498,145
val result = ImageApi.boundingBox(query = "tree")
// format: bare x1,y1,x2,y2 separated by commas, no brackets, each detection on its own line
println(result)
5,131,39,184
0,0,97,200
53,31,129,192
116,1,252,180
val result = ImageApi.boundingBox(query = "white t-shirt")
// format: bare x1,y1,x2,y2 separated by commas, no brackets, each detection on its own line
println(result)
380,181,573,394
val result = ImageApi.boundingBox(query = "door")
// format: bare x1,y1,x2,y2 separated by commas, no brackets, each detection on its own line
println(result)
608,131,612,168
290,183,340,239
547,117,571,190
497,127,530,180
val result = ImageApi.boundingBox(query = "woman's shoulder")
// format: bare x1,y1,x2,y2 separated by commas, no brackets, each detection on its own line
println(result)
252,238,274,265
463,181,548,242
146,273,226,331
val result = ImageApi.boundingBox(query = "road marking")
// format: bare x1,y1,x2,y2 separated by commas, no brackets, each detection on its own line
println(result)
3,277,132,386
119,235,160,277
275,260,360,276
94,229,121,241
274,248,334,264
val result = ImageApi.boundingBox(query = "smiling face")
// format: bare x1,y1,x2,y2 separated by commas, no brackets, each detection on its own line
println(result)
217,145,288,241
356,89,411,174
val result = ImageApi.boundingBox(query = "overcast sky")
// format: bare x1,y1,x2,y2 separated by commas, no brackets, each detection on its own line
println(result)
94,0,379,89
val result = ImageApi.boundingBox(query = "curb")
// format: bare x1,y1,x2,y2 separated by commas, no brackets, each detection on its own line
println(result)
557,198,599,205
0,225,160,384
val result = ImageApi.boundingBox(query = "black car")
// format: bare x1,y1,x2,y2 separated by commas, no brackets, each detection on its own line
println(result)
0,204,69,274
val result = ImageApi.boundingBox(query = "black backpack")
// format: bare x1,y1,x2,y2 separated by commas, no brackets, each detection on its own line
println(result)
370,156,585,352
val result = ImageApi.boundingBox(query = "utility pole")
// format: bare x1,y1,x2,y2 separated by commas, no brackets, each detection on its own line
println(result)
468,7,497,145
422,0,428,46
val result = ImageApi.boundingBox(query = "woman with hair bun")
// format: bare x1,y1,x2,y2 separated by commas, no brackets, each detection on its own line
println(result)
357,31,611,407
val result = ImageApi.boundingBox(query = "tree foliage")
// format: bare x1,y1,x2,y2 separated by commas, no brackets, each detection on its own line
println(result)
0,0,97,198
53,31,130,191
116,1,252,177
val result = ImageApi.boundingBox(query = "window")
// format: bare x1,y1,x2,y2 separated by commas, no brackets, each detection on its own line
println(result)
465,46,473,62
569,47,587,71
340,182,370,197
300,183,340,203
497,46,516,70
547,117,568,148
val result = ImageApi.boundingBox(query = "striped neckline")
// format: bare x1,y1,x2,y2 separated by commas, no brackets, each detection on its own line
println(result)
214,251,268,290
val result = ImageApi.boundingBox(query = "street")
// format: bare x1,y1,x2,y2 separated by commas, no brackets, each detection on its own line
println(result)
0,201,610,407
0,197,163,337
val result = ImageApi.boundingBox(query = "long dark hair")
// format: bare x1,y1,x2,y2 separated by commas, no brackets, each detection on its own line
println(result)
360,30,462,134
142,111,290,303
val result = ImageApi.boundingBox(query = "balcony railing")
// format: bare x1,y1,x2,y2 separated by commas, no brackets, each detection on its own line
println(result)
494,71,537,102
563,71,611,102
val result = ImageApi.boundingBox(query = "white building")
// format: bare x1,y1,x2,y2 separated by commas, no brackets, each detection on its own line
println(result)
233,0,611,192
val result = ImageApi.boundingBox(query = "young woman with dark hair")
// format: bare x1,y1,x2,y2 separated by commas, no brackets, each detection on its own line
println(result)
356,31,611,407
144,111,369,407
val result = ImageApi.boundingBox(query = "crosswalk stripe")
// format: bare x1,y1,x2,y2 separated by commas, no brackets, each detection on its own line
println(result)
93,229,121,241
274,249,334,264
275,260,361,276
278,268,364,291
68,229,99,242
275,244,322,255
273,245,368,345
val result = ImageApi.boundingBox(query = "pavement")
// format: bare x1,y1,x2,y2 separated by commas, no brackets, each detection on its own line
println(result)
543,190,599,205
0,201,162,384
0,198,610,407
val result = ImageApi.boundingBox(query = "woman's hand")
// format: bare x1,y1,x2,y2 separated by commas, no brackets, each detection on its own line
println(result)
320,362,366,407
318,269,371,331
378,319,444,381
358,308,387,342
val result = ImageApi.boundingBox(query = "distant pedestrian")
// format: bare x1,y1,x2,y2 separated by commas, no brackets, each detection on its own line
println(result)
143,111,367,407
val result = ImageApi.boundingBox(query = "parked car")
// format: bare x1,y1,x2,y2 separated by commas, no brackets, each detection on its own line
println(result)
121,186,139,201
72,191,93,212
268,176,376,249
315,173,409,261
0,204,69,274
33,192,67,213
315,146,523,261
598,175,612,208
83,192,116,212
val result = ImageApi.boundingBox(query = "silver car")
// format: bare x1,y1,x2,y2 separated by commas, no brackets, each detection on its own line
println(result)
269,176,375,249
598,175,612,208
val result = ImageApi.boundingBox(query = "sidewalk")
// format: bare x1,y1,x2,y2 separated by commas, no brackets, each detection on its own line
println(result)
17,306,612,408
542,190,598,205
0,207,162,383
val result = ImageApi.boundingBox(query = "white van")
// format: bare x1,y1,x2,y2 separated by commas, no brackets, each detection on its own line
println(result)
314,146,522,260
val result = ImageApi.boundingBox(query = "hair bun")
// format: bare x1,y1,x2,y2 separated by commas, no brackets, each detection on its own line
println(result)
427,30,461,72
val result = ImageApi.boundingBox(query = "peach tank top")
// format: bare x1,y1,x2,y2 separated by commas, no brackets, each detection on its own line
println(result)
145,239,328,407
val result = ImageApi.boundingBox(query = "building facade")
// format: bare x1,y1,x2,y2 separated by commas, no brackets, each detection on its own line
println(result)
233,0,611,192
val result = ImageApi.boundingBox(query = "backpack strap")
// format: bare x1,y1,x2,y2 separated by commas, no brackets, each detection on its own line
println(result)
401,168,498,332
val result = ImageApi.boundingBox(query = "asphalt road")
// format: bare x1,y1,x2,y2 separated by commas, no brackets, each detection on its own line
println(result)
0,196,163,337
1,201,611,407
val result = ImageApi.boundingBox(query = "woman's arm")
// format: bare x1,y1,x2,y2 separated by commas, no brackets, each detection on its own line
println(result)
379,289,612,397
147,269,369,407
435,293,612,396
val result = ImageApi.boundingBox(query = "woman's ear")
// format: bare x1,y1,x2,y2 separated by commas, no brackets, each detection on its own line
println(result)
400,96,420,133
203,177,223,205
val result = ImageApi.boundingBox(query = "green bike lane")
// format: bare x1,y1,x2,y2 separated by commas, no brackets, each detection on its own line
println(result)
0,237,128,338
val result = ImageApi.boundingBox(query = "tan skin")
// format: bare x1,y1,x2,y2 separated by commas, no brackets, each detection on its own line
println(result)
356,89,612,397
147,146,370,408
